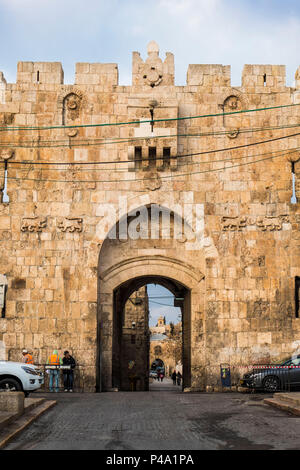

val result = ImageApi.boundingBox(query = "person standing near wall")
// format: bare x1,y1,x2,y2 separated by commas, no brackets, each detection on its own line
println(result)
46,349,62,393
22,349,34,365
62,351,76,392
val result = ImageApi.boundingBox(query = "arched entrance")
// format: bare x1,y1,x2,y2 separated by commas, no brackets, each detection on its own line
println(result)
96,202,211,392
112,275,189,391
97,255,204,392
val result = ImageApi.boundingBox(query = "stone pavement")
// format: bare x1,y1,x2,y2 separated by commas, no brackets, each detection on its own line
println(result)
3,387,300,451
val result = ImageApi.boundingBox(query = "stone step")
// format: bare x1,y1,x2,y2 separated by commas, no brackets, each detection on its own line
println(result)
0,412,16,431
264,397,300,416
0,400,56,449
24,397,45,414
273,392,300,407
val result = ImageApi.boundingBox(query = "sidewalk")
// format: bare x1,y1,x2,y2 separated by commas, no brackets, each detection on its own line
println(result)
149,377,182,391
0,396,56,449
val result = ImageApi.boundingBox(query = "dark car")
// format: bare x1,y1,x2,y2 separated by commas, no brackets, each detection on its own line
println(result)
240,355,300,392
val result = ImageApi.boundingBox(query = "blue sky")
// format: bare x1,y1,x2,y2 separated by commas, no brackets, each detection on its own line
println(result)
0,0,300,86
147,284,182,327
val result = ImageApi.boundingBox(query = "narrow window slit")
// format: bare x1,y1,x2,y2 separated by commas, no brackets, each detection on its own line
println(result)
163,147,171,168
134,146,142,170
149,147,156,168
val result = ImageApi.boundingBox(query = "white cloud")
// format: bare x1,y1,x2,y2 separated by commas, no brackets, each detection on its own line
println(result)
0,0,299,86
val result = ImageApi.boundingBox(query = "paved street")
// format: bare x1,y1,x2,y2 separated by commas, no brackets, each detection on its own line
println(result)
4,381,300,450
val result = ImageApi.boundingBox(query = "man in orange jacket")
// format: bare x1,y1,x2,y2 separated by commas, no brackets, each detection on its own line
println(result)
22,349,34,365
46,350,62,392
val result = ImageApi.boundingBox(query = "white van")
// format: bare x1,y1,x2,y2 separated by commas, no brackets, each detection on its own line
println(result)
0,361,44,396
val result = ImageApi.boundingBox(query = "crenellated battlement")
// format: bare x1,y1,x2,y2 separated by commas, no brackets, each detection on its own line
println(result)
0,41,294,90
241,64,286,88
17,61,64,84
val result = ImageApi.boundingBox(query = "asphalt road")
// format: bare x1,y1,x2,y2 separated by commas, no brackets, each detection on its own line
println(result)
4,379,300,450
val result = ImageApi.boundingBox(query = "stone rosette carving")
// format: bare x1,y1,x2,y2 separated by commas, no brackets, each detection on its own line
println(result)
142,63,163,87
21,217,47,233
57,217,83,233
221,214,290,232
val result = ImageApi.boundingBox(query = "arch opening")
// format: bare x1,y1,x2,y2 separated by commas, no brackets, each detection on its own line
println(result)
97,274,191,392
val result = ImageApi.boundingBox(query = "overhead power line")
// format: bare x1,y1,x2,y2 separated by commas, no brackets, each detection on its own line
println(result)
6,146,300,173
149,300,179,307
4,131,300,167
4,147,296,184
0,102,299,132
1,123,300,148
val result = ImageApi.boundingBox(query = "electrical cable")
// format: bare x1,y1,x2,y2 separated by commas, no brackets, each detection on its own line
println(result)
5,146,300,173
149,300,180,307
1,122,300,148
3,131,300,167
0,102,299,132
4,147,296,184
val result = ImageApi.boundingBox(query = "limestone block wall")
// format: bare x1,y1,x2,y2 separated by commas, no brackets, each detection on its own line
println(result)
0,42,300,390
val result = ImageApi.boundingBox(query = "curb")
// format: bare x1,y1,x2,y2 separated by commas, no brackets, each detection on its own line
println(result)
0,400,56,449
264,397,300,416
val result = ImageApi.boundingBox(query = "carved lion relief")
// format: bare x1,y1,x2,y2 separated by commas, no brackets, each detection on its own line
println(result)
57,217,83,233
21,217,47,232
221,214,290,232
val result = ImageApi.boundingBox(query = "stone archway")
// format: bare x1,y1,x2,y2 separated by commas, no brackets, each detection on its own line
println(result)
96,202,215,392
97,255,205,392
112,274,189,391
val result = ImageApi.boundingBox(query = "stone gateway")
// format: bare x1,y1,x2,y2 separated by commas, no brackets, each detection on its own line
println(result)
0,41,300,391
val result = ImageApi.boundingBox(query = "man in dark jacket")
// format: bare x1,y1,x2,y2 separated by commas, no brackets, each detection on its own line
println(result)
62,351,76,392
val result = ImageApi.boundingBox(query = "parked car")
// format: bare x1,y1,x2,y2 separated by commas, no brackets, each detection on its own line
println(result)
240,355,300,392
149,370,158,378
0,361,44,396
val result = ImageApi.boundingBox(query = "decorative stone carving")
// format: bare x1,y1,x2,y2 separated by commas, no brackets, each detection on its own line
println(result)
221,216,247,231
63,92,81,122
57,87,85,129
221,215,289,232
132,40,174,87
218,88,248,139
0,149,14,161
256,215,289,231
21,217,47,232
57,217,83,233
143,172,162,191
223,95,242,138
142,64,163,88
141,41,163,87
